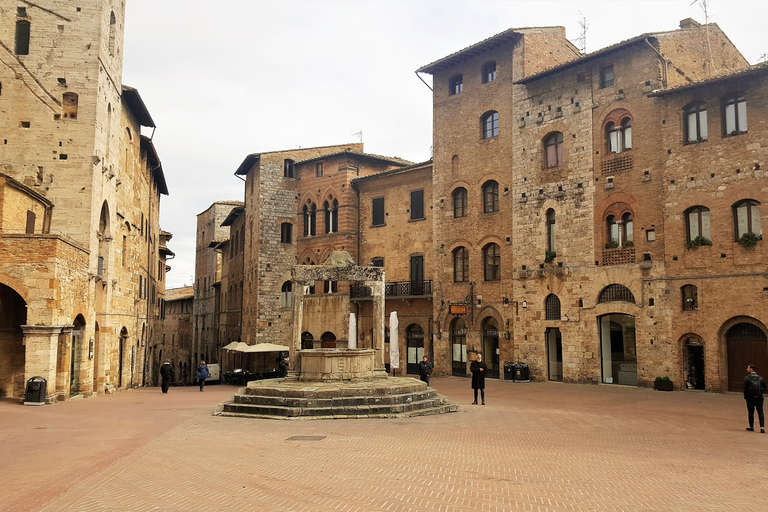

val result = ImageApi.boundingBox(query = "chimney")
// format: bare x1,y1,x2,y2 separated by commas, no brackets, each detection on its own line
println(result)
679,18,701,29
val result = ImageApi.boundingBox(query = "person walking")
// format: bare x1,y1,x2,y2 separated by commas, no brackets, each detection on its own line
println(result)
470,353,487,405
159,360,174,393
744,363,766,433
195,360,210,392
418,355,433,386
279,356,289,377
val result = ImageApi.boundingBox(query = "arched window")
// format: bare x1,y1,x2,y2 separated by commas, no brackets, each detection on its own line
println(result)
685,206,711,242
606,118,632,153
546,209,556,252
722,94,747,136
449,74,463,95
451,155,459,174
108,11,116,56
303,202,316,237
482,180,499,213
684,102,707,144
453,187,467,218
544,132,564,168
545,294,561,320
323,200,333,233
733,199,761,239
681,284,697,311
597,284,635,304
483,243,500,281
622,212,633,244
14,20,30,55
453,246,469,282
606,215,619,247
482,61,496,83
481,111,499,139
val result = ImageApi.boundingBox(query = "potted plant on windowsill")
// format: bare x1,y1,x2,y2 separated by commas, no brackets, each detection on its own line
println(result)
685,236,712,250
544,250,556,264
654,376,673,391
737,233,762,249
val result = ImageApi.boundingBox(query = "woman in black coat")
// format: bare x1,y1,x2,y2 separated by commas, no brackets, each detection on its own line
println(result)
470,354,487,405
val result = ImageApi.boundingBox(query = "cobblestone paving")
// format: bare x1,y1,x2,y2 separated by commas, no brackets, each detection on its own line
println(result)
4,378,768,512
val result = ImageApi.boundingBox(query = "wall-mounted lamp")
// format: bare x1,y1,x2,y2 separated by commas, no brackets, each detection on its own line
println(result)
503,332,511,339
522,300,527,309
563,314,569,322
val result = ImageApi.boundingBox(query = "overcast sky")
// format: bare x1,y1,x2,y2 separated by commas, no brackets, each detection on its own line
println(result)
122,0,766,289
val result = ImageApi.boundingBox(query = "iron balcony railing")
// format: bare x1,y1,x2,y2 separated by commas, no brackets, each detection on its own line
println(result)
349,280,432,299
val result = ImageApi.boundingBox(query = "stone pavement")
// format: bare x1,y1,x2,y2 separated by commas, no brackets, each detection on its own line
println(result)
3,378,768,512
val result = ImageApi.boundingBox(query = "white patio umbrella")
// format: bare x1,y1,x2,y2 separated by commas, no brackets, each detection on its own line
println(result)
389,311,399,369
348,313,357,349
222,341,239,350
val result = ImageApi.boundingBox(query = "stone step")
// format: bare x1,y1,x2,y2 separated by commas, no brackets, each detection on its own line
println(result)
216,403,459,421
233,388,440,408
217,394,456,420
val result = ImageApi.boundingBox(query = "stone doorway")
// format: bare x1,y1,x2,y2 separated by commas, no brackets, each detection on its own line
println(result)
683,338,705,390
599,314,637,385
0,283,26,397
405,324,424,375
481,318,500,379
70,315,86,395
726,322,767,391
547,328,563,382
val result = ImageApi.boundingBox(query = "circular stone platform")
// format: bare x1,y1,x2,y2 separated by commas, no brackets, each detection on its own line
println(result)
216,377,458,420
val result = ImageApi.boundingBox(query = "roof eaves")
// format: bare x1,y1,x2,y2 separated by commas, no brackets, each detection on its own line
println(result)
647,62,768,97
140,135,169,195
417,28,522,75
221,206,245,227
351,160,433,185
121,85,156,128
295,150,413,167
235,154,260,176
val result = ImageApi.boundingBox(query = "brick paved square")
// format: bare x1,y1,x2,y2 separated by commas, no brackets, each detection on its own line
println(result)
3,379,767,512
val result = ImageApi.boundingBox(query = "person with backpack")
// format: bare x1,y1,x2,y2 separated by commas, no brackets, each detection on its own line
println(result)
195,360,210,392
743,363,766,433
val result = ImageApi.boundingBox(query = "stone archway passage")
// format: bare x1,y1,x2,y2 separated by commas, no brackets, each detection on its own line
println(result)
0,283,27,397
727,323,767,391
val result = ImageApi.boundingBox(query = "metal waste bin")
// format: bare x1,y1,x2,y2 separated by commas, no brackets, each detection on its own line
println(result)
24,376,47,405
513,363,530,382
504,362,515,381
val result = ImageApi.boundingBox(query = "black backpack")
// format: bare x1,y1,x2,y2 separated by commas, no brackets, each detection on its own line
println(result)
749,375,763,398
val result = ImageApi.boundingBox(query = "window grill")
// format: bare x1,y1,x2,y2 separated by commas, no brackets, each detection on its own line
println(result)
545,294,561,320
598,284,635,304
600,153,633,175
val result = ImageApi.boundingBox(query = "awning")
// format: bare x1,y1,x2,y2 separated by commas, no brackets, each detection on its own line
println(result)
224,342,252,352
222,341,240,350
243,343,290,353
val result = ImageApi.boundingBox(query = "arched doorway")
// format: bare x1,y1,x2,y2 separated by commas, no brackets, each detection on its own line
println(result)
683,336,705,390
599,314,637,385
301,331,314,350
0,283,26,397
451,318,467,376
118,327,128,388
481,318,499,379
546,328,563,381
70,315,86,395
727,322,767,391
320,331,336,349
405,324,424,375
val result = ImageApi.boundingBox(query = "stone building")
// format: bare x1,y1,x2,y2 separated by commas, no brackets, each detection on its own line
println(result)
206,18,765,392
0,0,170,401
156,285,193,384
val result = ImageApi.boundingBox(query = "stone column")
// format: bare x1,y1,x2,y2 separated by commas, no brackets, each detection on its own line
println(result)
22,325,68,402
289,280,307,376
369,277,386,375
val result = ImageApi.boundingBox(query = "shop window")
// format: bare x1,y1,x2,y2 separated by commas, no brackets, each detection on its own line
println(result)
449,74,463,95
482,180,499,213
483,243,500,281
481,111,499,139
544,132,564,168
722,94,747,136
453,187,467,218
453,246,469,283
684,102,708,144
685,206,711,242
681,284,698,311
482,61,496,83
600,65,615,88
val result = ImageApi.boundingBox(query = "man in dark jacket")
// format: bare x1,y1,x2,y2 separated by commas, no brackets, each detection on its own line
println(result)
418,356,433,386
160,360,174,393
279,356,289,377
470,354,487,405
744,363,766,433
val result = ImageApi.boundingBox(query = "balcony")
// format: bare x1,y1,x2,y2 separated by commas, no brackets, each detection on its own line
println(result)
600,152,633,175
350,280,432,299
